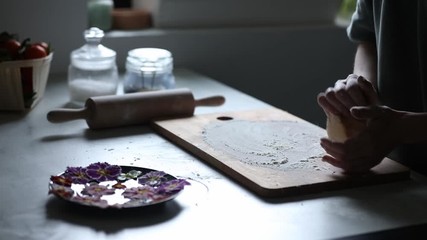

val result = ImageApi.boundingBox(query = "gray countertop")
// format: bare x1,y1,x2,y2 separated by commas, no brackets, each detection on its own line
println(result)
1,69,427,240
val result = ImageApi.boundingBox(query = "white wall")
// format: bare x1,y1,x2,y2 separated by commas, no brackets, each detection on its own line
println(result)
0,0,87,73
1,0,356,127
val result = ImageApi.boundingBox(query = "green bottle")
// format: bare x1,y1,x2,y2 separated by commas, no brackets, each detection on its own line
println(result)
88,0,113,31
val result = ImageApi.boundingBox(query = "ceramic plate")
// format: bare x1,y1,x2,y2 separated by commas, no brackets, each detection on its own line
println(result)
48,162,190,209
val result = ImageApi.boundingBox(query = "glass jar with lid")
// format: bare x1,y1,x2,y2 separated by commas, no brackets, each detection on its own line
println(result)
123,48,175,93
68,27,119,105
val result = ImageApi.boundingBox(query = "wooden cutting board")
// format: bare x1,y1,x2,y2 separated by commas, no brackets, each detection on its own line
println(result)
151,107,411,197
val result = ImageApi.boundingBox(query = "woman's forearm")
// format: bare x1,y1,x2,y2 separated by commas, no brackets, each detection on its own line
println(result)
353,42,427,145
353,42,378,89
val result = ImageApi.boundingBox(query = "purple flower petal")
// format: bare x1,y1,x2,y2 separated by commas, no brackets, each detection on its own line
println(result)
82,183,116,197
158,179,190,195
138,171,168,186
63,166,90,184
122,186,156,200
105,165,121,178
85,162,122,182
71,195,109,208
50,175,72,187
49,184,74,199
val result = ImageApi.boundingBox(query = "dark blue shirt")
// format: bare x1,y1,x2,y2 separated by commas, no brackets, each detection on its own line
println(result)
347,0,427,174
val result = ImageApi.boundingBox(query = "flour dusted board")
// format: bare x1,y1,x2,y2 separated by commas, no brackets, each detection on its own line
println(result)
151,107,410,197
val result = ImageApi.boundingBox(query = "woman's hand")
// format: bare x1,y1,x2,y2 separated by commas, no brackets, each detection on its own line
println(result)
317,74,379,118
320,105,403,174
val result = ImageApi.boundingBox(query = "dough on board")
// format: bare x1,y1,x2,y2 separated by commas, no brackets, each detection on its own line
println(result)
326,113,365,143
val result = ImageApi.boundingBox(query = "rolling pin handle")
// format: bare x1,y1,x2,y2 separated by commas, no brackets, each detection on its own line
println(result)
195,96,225,107
47,107,90,123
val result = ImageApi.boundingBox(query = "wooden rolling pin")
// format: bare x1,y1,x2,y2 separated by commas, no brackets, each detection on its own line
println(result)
47,88,225,129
